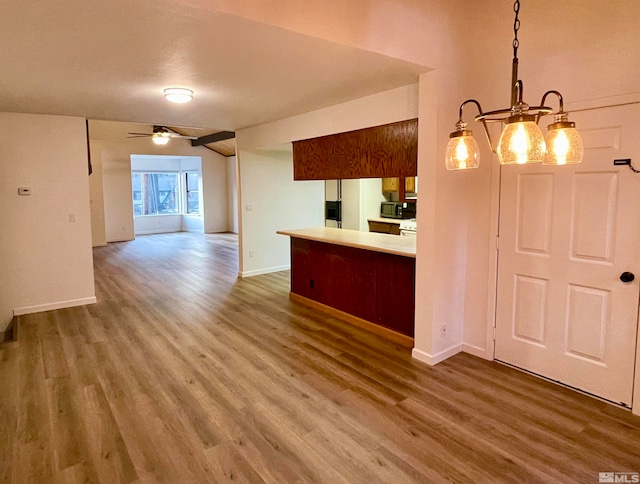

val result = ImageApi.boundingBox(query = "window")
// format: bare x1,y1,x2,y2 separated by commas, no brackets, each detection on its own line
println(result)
132,172,179,216
185,172,199,214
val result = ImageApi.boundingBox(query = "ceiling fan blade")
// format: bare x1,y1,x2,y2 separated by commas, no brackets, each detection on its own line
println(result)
127,131,199,141
167,134,198,140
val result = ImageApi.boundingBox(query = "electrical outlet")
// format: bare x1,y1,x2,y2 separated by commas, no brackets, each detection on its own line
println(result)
249,250,254,258
440,323,447,338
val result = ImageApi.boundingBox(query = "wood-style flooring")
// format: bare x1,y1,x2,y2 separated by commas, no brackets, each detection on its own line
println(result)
1,232,639,483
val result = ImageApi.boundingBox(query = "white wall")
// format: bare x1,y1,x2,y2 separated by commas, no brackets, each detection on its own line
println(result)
237,148,324,277
88,120,229,242
237,84,419,151
131,155,183,172
200,151,228,234
0,112,96,332
134,215,184,235
227,156,238,233
88,141,107,246
201,0,457,69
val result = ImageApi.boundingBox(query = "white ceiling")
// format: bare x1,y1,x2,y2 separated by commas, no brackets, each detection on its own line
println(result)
0,0,428,131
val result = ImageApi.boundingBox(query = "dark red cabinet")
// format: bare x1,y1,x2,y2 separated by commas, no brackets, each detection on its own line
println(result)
292,119,418,180
290,238,415,337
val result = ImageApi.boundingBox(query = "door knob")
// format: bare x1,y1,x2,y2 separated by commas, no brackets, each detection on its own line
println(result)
620,272,635,283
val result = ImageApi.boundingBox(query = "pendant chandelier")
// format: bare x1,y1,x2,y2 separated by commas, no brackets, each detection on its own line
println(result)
445,0,583,170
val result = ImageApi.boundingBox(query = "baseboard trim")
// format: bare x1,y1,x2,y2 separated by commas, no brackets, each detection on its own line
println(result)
289,293,414,348
462,343,490,360
106,237,135,243
134,229,182,236
412,343,463,366
239,265,290,278
13,297,97,316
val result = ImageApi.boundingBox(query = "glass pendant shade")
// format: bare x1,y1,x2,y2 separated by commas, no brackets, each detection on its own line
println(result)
543,120,583,165
497,119,546,165
445,128,480,170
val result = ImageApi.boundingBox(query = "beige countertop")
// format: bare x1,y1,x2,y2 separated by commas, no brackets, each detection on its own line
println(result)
367,217,402,225
277,227,416,258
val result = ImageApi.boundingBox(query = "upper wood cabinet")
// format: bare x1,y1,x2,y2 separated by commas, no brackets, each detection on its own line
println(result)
381,177,400,192
382,176,416,193
382,176,417,202
292,119,418,180
405,176,416,193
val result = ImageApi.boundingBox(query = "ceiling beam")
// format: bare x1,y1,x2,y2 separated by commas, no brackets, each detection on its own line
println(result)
191,131,236,146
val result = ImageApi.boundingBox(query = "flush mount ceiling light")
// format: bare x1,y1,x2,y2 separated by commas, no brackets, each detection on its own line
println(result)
163,87,193,104
445,0,583,170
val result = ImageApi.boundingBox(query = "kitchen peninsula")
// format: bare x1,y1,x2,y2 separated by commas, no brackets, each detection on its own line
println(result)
277,227,415,346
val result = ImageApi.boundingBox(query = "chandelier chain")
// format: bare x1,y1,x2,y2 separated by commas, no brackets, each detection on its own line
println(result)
512,0,520,58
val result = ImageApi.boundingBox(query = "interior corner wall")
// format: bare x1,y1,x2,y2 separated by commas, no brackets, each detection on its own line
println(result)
237,148,323,277
0,112,96,332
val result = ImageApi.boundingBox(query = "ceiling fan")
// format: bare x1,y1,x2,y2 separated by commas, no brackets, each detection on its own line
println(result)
127,125,197,145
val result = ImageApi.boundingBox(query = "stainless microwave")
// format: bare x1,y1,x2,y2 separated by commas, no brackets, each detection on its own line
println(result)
381,201,415,219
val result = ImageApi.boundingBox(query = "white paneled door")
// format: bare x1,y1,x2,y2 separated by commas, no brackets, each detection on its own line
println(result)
495,104,640,407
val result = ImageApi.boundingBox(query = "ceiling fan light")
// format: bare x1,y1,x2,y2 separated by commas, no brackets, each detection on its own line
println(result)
543,115,583,165
445,126,480,170
152,133,171,145
163,87,193,104
497,116,546,165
